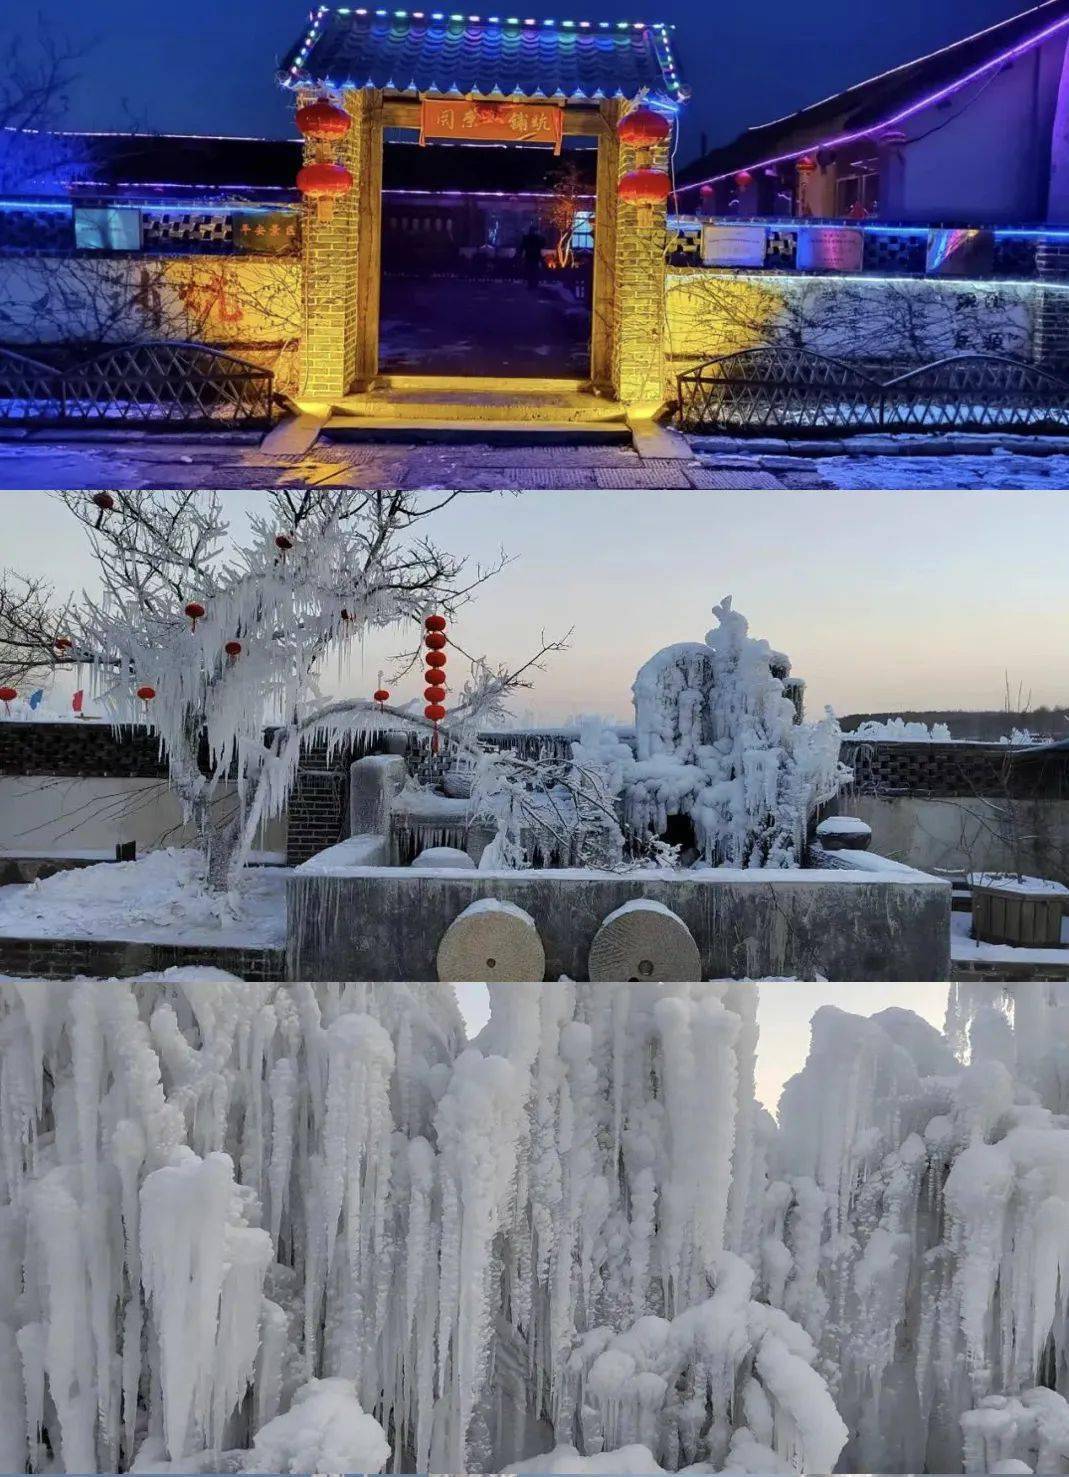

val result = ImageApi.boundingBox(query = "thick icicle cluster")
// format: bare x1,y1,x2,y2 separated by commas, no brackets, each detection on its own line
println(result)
625,596,846,866
772,986,1069,1474
8,978,1069,1475
0,978,845,1475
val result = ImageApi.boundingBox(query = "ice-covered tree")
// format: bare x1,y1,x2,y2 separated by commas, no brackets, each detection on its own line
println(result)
57,490,561,888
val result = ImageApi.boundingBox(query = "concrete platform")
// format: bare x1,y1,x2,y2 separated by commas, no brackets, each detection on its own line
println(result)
321,417,631,446
318,376,628,438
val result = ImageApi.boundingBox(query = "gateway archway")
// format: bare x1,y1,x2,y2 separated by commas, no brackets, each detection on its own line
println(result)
280,8,686,416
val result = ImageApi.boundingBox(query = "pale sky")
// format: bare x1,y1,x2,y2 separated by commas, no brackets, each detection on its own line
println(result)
454,981,950,1113
6,487,1069,719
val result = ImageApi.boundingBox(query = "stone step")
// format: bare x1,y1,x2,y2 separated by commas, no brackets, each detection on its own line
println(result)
327,388,626,424
320,417,632,446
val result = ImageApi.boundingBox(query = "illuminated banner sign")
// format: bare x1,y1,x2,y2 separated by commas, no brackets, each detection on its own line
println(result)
796,226,864,272
419,98,564,153
701,224,767,267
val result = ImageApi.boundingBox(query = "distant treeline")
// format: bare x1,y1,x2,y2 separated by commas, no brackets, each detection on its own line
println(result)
840,709,1069,741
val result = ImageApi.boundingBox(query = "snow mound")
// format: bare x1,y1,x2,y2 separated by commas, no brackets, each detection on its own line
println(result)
0,847,287,945
247,1378,389,1473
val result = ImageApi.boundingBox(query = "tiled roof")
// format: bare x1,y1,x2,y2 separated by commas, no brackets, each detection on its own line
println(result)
676,0,1069,187
280,8,684,102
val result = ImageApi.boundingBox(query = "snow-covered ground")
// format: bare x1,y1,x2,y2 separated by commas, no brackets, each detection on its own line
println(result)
951,908,1069,967
0,847,288,946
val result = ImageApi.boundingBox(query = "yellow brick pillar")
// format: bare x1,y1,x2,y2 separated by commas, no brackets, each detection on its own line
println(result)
298,88,383,400
611,126,671,416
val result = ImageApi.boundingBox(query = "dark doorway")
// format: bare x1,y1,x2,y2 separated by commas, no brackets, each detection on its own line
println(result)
378,140,596,379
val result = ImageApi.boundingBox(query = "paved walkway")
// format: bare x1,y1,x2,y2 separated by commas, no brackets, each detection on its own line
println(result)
4,434,1069,491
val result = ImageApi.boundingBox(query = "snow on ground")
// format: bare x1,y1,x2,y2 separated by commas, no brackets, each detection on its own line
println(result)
818,450,1069,489
0,847,288,946
951,909,1069,966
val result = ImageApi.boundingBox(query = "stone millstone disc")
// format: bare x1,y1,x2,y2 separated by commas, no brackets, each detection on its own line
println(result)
588,900,702,982
436,899,546,982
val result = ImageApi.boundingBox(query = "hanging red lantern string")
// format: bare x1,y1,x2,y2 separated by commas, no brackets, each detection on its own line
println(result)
225,640,242,659
424,614,449,754
184,601,206,631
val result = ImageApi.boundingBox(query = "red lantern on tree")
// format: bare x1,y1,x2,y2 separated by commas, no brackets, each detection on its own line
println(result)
373,688,390,707
184,601,206,630
297,161,353,221
424,668,445,686
54,637,72,653
424,703,446,722
296,97,351,142
225,640,242,658
0,686,16,705
424,614,447,632
426,649,447,669
424,686,445,702
136,685,156,702
92,492,115,512
275,533,294,553
424,630,448,651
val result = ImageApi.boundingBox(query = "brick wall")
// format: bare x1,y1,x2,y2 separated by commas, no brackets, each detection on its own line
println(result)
841,739,1068,799
1034,238,1069,371
0,935,286,981
612,129,670,409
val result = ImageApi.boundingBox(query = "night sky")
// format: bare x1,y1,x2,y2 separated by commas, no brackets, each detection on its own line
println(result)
10,0,1040,161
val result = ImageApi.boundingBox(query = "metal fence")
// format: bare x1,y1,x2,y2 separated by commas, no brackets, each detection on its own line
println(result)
676,348,1069,435
0,341,276,429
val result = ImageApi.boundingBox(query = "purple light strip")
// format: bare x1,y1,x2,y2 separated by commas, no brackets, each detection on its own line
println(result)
676,11,1069,194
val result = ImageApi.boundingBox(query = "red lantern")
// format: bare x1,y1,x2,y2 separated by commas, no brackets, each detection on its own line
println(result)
225,640,242,658
298,161,353,221
425,630,448,651
184,600,205,630
426,686,448,702
796,155,818,173
618,168,671,225
92,492,115,511
426,650,447,669
424,668,445,686
54,637,72,652
424,614,447,632
0,686,16,703
617,106,671,149
373,688,390,704
136,685,156,702
735,170,754,190
275,533,293,552
424,703,446,722
296,97,351,141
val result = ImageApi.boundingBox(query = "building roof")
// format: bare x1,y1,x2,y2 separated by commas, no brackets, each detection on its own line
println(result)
676,0,1069,192
280,8,684,103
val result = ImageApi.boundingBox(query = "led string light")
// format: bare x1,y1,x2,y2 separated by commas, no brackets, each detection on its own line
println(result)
675,9,1069,194
283,7,684,97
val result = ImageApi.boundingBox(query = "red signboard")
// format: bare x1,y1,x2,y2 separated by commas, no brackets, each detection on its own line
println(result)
419,98,564,153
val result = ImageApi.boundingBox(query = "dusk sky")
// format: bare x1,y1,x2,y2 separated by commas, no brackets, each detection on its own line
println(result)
9,488,1069,722
10,0,1037,158
454,980,949,1111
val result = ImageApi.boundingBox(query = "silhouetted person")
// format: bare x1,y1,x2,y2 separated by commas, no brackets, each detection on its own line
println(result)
520,226,546,291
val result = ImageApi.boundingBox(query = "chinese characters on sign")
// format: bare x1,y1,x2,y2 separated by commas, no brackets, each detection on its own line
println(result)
419,98,564,153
